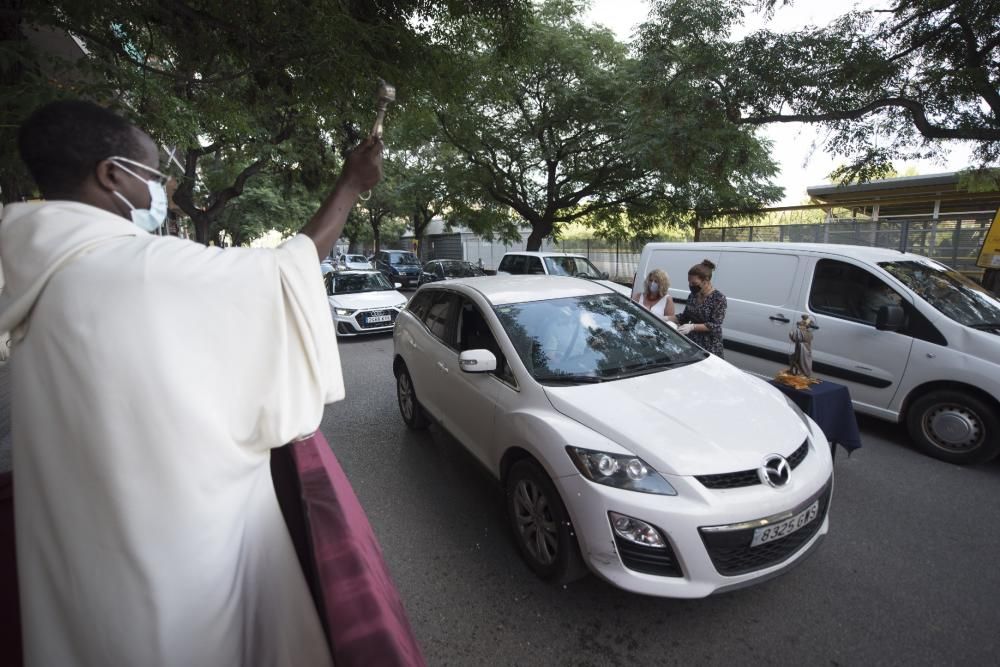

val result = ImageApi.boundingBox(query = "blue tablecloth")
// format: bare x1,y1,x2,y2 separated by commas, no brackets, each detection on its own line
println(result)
769,379,863,454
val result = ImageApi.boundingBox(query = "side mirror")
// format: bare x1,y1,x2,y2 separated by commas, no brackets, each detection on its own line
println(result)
394,282,403,289
875,304,905,331
459,349,497,373
600,271,609,280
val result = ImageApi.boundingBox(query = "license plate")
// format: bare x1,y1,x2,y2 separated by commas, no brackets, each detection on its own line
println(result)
366,314,392,324
751,500,819,547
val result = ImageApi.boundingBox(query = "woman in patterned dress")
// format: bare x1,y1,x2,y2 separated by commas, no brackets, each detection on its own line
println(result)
673,259,727,358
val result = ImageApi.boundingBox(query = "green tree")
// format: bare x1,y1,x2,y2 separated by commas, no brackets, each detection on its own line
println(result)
4,1,528,240
689,0,1000,182
436,0,781,250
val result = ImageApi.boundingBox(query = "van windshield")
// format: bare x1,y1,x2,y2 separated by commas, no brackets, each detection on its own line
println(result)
390,253,420,266
880,259,1000,331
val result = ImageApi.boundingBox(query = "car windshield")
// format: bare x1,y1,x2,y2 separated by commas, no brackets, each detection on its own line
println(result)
544,256,605,278
493,294,706,384
880,259,1000,330
329,272,393,294
390,253,421,266
441,261,485,278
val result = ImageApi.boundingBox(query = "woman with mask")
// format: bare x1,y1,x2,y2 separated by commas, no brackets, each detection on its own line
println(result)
632,268,675,320
673,259,727,357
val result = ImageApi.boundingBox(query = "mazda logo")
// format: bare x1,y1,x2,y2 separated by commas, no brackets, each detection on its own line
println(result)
759,455,791,488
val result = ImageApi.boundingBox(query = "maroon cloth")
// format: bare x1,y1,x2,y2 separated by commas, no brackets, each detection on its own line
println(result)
0,471,22,666
285,433,425,667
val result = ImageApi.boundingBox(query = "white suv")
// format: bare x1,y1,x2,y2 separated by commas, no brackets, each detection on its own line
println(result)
392,275,833,598
496,251,630,295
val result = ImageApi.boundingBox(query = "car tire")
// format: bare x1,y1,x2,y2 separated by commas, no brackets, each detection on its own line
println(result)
505,459,588,585
396,364,429,430
906,390,1000,464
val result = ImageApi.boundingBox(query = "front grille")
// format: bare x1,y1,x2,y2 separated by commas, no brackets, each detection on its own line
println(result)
354,309,398,330
696,439,810,490
614,529,683,577
698,480,832,576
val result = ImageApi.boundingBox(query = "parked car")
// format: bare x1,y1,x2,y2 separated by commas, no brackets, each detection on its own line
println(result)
373,250,423,288
393,275,833,597
418,259,486,286
633,241,1000,464
496,251,630,295
341,254,374,271
325,270,407,336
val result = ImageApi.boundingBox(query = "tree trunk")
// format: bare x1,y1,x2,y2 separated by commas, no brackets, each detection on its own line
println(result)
525,225,547,251
192,214,211,245
373,227,381,254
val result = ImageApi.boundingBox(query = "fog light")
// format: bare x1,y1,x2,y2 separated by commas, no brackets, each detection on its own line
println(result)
609,511,666,549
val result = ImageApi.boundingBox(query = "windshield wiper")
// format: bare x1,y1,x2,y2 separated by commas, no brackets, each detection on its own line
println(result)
537,374,606,384
969,322,1000,330
615,355,705,377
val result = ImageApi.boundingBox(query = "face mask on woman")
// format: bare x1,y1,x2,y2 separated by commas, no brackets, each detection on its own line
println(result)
648,281,659,294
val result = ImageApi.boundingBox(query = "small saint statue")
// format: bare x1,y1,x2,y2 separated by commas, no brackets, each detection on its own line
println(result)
788,314,814,377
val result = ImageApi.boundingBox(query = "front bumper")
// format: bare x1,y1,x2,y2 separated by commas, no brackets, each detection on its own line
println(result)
555,436,834,598
333,307,400,336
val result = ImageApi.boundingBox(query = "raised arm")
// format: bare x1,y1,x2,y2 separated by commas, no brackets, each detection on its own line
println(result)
299,137,383,259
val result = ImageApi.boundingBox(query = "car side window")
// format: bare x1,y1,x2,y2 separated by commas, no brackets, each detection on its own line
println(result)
422,292,458,342
809,259,903,326
499,255,524,274
407,291,433,320
526,256,545,275
455,298,516,385
436,264,445,278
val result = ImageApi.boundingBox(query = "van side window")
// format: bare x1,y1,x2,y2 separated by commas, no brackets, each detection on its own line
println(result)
809,259,903,326
525,256,545,275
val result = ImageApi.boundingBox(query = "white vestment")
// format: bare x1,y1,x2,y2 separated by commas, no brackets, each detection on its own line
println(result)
0,201,341,666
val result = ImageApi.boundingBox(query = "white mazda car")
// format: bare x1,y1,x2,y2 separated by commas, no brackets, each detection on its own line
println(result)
326,270,407,336
393,275,834,598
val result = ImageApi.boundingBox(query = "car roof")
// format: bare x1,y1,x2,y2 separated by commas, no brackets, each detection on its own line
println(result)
502,251,586,258
421,275,614,305
639,241,929,264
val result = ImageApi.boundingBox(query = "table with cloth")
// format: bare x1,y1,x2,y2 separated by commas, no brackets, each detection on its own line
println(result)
768,379,863,456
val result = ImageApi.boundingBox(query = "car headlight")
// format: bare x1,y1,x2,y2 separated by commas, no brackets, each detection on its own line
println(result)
334,307,356,316
567,447,677,495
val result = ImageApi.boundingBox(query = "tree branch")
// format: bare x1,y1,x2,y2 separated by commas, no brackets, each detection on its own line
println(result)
730,97,1000,141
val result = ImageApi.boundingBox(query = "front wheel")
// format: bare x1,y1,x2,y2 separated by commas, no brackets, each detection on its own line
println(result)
505,459,587,585
906,390,1000,464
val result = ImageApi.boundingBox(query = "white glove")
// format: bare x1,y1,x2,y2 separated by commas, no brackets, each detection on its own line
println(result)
677,323,695,335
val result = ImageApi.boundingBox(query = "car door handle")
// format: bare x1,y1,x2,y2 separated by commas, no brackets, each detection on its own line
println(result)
769,314,790,323
437,361,449,374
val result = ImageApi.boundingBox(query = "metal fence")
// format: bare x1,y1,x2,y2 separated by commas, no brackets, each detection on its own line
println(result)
454,214,994,284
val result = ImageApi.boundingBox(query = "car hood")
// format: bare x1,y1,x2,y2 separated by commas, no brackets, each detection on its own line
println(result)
328,290,406,309
542,356,810,476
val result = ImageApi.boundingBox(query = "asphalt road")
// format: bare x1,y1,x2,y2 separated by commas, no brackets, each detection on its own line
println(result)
322,331,1000,667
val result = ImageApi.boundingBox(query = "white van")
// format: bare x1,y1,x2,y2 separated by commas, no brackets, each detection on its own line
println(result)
633,242,1000,465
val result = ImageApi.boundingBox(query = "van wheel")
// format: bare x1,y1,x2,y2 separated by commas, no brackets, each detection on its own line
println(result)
906,391,1000,464
395,364,428,430
505,459,588,585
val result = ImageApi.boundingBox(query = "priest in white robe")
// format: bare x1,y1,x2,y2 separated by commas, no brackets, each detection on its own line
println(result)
0,100,383,666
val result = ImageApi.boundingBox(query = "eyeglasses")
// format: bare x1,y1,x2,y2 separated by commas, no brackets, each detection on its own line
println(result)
107,155,170,186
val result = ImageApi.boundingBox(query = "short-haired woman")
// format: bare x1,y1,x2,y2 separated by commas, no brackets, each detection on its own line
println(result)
674,259,727,358
632,268,675,319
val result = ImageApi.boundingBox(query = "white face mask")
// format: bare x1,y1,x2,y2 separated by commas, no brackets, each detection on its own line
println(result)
648,281,660,294
109,157,169,232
